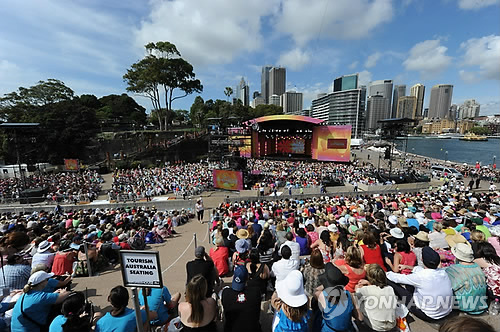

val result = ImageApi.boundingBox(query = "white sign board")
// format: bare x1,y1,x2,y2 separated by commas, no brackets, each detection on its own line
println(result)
120,250,163,288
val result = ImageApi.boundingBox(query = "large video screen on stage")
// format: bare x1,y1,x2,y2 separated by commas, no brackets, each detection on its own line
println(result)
212,169,243,190
312,125,351,162
276,138,306,154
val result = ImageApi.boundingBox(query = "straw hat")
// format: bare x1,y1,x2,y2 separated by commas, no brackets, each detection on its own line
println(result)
452,243,474,262
236,229,249,239
445,233,470,248
414,231,430,242
37,240,53,253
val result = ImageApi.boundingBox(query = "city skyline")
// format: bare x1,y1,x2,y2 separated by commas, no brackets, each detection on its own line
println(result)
0,0,499,116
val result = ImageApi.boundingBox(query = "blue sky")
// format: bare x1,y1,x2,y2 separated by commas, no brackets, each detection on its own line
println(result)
0,0,499,115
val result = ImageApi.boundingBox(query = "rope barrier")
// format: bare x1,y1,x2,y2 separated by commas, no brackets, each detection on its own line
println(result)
161,222,210,274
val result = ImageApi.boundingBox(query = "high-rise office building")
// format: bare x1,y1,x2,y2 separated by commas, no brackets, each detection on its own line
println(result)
365,95,387,131
311,87,366,138
368,80,393,120
397,96,417,119
261,66,272,104
269,94,281,106
392,85,406,117
251,96,265,108
458,99,480,119
333,74,358,92
280,91,303,114
410,83,425,119
428,84,453,119
236,77,249,106
269,67,286,98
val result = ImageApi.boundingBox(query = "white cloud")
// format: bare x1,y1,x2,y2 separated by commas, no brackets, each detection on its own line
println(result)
457,0,499,10
358,70,373,86
274,0,393,45
349,61,359,70
134,0,278,67
364,52,382,68
277,48,311,71
403,39,452,79
459,35,500,81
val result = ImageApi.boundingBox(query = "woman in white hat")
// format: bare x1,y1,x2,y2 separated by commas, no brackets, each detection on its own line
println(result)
271,270,310,332
11,271,70,332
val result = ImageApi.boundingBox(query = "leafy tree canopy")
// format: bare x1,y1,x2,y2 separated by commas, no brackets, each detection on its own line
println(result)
123,41,202,130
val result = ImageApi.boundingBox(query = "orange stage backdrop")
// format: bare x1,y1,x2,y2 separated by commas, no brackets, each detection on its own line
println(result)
64,159,80,171
212,169,243,190
312,126,351,162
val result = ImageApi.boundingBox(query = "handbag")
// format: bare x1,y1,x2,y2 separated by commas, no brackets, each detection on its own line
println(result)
395,302,411,332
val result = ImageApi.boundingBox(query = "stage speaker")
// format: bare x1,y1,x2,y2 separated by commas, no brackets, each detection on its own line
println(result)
384,147,391,160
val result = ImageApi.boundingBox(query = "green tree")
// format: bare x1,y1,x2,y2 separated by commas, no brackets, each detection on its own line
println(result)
123,41,202,130
469,126,490,135
98,94,147,126
190,96,205,128
224,87,233,102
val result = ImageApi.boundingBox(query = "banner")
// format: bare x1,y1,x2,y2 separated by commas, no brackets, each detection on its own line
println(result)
312,126,351,162
64,159,79,171
212,169,243,191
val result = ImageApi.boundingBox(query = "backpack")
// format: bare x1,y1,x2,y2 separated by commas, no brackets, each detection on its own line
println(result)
128,236,146,250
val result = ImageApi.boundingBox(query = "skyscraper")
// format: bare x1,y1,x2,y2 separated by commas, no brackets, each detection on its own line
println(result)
237,77,249,106
365,95,387,131
410,83,425,119
392,85,406,117
396,96,417,119
333,74,358,92
429,84,453,119
280,91,303,114
311,87,366,138
368,80,393,120
261,65,272,104
269,67,286,98
458,99,480,119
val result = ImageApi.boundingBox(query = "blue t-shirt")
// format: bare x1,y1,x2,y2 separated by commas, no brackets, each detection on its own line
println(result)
272,308,311,332
11,291,59,332
42,278,59,293
49,315,67,332
95,307,147,332
139,287,172,325
317,290,354,332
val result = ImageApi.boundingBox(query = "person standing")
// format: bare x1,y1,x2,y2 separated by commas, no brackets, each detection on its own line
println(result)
195,198,204,223
221,266,262,332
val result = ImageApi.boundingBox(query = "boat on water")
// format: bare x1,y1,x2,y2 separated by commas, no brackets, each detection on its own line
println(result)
459,133,488,141
437,134,452,139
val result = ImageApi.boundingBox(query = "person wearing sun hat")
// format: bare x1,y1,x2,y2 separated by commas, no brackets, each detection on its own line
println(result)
11,271,71,332
313,263,360,332
31,240,55,270
387,246,454,322
221,265,262,332
445,242,488,314
271,270,310,332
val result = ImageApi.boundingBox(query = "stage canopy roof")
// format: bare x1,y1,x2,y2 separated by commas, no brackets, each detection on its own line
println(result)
246,114,325,125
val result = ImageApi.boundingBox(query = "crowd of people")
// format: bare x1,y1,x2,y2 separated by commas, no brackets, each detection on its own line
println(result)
110,164,214,201
0,203,198,331
188,185,500,331
0,185,498,330
0,171,103,204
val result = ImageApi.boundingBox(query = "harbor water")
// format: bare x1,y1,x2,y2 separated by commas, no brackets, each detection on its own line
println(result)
394,137,499,166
